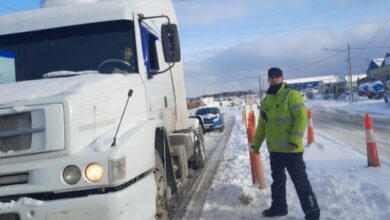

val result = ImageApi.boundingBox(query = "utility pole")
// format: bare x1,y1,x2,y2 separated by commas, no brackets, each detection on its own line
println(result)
322,45,354,104
347,44,353,104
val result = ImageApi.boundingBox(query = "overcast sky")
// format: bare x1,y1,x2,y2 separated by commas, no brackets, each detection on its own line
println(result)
1,0,390,97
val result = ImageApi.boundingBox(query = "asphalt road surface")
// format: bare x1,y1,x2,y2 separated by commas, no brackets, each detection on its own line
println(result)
313,109,390,162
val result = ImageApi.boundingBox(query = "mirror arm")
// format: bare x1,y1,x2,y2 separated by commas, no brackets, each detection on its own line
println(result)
138,14,170,25
148,62,175,79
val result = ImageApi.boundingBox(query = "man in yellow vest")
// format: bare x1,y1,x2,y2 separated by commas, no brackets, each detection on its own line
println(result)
252,67,320,220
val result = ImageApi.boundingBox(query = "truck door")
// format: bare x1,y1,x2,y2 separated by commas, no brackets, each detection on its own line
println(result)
140,25,176,132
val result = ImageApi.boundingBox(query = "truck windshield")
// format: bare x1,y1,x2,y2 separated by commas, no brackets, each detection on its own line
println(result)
0,20,137,83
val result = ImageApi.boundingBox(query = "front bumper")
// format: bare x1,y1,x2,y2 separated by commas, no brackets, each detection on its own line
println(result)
0,174,155,220
204,122,223,131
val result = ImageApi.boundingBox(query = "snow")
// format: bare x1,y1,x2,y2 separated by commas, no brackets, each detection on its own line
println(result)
372,58,385,68
0,198,44,209
41,0,101,7
0,0,132,36
0,72,125,106
200,106,390,220
306,98,390,119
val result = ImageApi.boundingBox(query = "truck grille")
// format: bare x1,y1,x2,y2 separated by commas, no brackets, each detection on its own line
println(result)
0,213,20,220
0,113,32,153
0,173,28,186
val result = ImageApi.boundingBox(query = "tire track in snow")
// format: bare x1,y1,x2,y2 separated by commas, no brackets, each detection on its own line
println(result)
171,114,235,219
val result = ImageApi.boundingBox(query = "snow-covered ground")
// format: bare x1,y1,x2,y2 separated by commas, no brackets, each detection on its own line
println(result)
306,98,390,120
200,107,390,220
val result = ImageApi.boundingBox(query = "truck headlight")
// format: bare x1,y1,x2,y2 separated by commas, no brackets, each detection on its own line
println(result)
109,157,126,185
85,163,104,183
63,165,81,185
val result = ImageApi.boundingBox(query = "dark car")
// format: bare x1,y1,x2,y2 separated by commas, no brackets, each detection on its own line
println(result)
195,107,225,132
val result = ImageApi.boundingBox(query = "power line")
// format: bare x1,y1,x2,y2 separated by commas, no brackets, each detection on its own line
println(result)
364,6,390,47
187,44,390,88
287,51,345,73
181,20,383,38
187,51,371,88
180,9,389,31
350,46,390,50
0,2,17,12
380,24,390,47
187,75,257,88
286,45,390,73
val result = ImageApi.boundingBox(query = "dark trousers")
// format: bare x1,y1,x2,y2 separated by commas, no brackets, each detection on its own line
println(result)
269,152,320,215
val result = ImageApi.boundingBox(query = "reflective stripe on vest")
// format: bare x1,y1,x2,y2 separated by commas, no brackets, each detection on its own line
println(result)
292,130,304,138
276,141,289,149
274,117,293,123
290,103,305,112
281,88,291,104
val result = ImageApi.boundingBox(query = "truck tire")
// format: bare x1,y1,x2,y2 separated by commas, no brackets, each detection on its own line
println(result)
154,151,168,220
219,126,225,132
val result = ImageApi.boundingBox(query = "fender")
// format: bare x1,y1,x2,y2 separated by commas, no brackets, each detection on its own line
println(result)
108,119,164,186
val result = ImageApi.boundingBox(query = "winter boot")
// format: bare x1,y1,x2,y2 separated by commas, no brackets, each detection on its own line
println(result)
262,207,288,217
305,209,320,220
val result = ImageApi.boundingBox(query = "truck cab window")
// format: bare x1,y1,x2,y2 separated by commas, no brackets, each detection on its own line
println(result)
0,20,138,82
141,26,160,75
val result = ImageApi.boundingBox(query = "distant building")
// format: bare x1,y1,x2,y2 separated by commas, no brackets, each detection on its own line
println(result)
367,53,390,82
285,75,360,91
285,75,339,91
201,97,214,106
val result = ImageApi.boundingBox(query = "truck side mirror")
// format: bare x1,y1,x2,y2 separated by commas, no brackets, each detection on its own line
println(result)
161,24,181,63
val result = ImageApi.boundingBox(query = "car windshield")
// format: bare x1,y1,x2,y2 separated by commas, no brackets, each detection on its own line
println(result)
0,20,137,84
196,108,219,115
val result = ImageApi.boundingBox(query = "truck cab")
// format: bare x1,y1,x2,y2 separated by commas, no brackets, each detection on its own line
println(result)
0,0,204,219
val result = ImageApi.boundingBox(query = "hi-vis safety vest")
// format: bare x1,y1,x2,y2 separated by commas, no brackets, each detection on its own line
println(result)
253,83,307,153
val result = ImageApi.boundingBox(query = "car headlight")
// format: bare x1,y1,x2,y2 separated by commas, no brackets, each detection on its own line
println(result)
213,116,220,122
85,163,104,183
63,165,81,185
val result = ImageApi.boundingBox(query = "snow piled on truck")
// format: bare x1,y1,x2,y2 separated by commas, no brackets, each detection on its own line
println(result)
0,198,44,209
0,72,125,106
200,107,390,220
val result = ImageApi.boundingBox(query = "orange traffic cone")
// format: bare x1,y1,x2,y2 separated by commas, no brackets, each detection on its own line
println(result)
364,113,381,167
252,151,267,189
247,123,257,184
246,119,266,189
248,111,256,127
307,108,315,145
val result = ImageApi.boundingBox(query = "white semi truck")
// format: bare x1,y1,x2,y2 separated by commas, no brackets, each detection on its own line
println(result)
0,0,206,219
